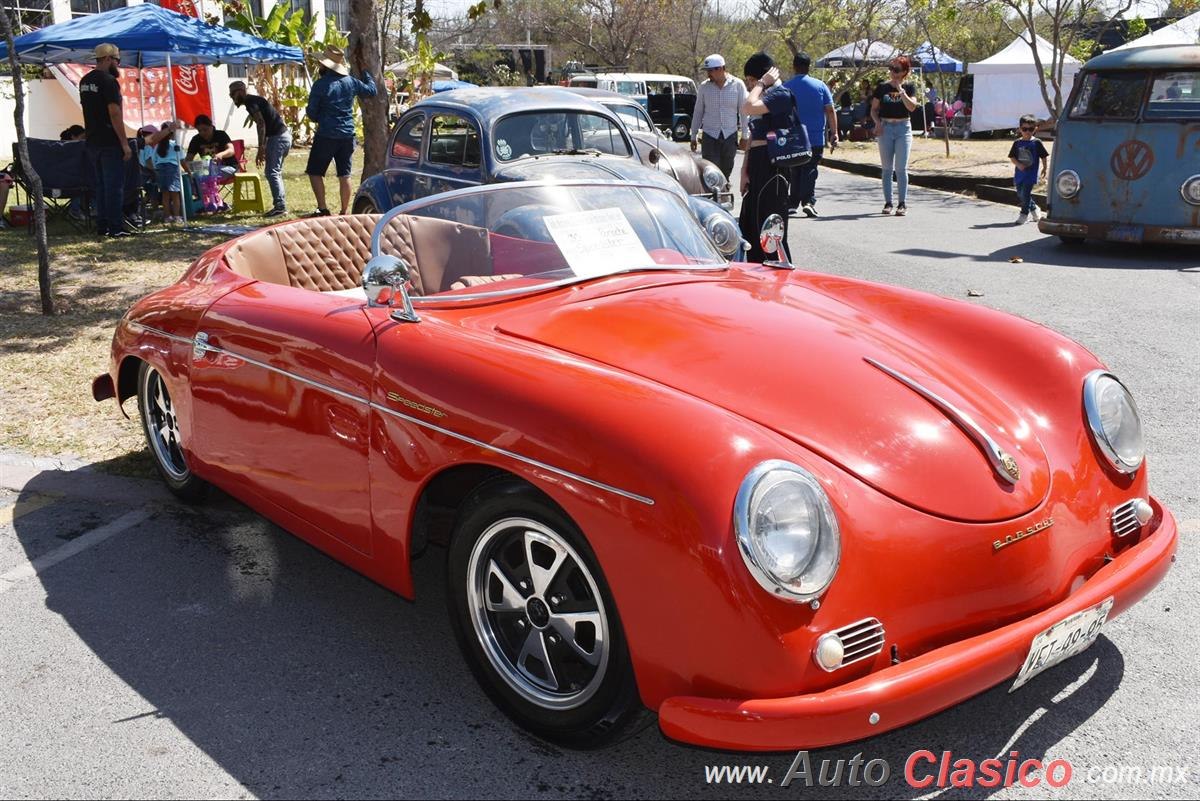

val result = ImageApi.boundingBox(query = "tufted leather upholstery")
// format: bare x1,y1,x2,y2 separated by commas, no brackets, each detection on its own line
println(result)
223,214,493,297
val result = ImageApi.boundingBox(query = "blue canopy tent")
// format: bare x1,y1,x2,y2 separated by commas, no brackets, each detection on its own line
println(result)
913,42,964,73
0,4,303,67
0,4,304,226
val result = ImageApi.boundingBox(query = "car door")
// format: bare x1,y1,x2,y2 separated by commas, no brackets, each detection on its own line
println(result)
382,111,425,207
415,112,484,199
188,283,377,555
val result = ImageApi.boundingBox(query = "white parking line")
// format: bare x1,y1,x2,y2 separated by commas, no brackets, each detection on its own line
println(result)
0,507,152,595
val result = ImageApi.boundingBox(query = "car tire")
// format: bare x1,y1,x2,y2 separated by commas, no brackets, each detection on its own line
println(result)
447,478,647,748
673,120,690,141
353,197,379,215
137,361,207,503
1058,235,1085,245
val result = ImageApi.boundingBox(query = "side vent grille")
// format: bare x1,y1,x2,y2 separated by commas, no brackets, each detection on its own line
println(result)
836,618,886,667
1111,500,1142,537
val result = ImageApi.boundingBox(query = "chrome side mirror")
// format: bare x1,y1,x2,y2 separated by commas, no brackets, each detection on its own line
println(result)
759,214,793,269
362,254,419,323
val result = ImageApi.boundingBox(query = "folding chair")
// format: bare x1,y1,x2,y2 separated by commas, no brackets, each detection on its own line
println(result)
8,139,92,232
218,140,248,206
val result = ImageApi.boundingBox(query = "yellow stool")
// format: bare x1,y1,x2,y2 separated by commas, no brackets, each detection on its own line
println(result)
231,173,270,214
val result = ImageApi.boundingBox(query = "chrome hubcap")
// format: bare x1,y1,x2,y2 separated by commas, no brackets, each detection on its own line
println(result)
142,368,188,481
467,518,610,710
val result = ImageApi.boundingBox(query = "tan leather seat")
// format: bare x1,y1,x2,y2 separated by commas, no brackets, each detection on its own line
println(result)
223,214,493,296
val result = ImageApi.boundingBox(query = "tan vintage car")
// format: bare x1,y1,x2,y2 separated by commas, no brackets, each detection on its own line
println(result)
566,87,733,209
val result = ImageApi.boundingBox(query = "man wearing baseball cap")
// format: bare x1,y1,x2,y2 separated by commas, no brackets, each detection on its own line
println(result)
79,43,131,238
689,53,748,180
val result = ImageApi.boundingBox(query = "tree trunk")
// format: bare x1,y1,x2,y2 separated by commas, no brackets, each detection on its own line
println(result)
349,0,389,181
1,5,54,315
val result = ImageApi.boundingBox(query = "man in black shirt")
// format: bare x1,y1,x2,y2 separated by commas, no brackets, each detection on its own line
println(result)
185,115,239,171
230,81,292,216
79,43,131,238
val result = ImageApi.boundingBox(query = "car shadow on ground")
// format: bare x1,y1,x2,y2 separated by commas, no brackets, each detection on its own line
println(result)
10,458,1127,798
896,240,1200,271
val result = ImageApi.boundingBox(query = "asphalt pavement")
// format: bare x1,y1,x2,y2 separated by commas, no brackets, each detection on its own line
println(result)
1,167,1198,800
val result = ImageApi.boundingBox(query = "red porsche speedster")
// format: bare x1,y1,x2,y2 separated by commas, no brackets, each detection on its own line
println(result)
94,181,1177,751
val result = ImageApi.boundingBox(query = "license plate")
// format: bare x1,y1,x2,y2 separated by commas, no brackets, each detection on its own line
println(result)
1011,597,1113,692
1107,225,1144,243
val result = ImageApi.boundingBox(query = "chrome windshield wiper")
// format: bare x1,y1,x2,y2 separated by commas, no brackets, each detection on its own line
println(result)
549,148,604,156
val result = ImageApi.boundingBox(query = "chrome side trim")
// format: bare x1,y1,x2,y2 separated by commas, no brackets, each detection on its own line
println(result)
127,320,195,346
865,357,1020,485
169,328,655,507
370,402,655,506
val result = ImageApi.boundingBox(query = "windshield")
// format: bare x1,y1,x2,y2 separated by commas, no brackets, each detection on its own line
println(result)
1146,70,1200,119
379,183,726,302
494,111,633,161
1070,71,1147,119
609,103,655,133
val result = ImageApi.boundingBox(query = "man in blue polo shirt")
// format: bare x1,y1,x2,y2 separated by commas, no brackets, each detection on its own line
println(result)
783,52,838,217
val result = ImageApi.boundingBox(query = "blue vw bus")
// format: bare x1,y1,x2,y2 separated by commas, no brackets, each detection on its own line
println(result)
1039,45,1200,245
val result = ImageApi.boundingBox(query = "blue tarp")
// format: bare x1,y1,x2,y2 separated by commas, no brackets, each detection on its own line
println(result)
0,4,303,67
913,41,964,73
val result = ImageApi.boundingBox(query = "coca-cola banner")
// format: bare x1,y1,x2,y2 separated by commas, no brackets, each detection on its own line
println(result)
159,0,214,125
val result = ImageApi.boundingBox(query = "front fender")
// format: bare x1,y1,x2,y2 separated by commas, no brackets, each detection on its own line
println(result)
354,174,393,213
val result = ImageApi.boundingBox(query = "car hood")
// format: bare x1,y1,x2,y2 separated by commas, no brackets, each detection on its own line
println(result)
491,157,687,197
495,276,1052,523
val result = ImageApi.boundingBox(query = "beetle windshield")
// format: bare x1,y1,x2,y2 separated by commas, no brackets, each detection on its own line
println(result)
609,103,656,133
380,183,727,302
494,112,633,161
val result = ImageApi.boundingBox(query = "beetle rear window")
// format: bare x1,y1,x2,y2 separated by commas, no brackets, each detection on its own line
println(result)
493,112,633,161
1146,71,1200,119
1070,71,1148,119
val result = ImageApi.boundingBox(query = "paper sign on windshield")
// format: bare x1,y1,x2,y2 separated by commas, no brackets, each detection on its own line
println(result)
543,208,652,279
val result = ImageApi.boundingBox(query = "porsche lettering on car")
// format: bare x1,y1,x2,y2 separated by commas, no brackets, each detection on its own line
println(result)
95,180,1177,751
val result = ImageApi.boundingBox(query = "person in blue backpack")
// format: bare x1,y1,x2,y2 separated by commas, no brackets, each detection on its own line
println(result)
739,52,796,263
783,52,838,218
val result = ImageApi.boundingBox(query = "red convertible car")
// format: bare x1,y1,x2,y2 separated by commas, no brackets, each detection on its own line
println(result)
94,181,1177,751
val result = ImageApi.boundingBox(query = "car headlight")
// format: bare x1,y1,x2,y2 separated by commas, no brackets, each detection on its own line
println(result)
1056,170,1081,199
1083,371,1145,474
734,460,840,602
704,213,740,257
702,164,726,192
1181,175,1200,206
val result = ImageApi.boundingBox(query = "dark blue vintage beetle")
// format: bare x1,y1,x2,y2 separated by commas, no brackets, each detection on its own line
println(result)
353,87,744,259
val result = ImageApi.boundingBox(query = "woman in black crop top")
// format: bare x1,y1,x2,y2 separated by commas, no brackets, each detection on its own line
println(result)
870,56,919,216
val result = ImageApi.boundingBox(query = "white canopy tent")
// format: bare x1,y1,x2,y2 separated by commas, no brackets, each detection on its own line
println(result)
385,60,459,81
969,35,1081,131
1111,11,1200,50
815,40,900,68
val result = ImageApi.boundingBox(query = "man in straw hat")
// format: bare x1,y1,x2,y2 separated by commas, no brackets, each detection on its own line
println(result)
304,45,377,216
79,43,132,238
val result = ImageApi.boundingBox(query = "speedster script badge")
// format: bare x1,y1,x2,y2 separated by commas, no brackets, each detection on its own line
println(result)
994,518,1055,552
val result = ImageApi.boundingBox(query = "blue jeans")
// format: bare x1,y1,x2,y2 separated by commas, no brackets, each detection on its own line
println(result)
86,144,125,235
265,130,292,209
789,145,824,208
1014,181,1036,214
877,122,912,205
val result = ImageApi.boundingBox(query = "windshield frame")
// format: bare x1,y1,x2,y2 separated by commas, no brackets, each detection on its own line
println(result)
373,180,730,306
491,109,636,163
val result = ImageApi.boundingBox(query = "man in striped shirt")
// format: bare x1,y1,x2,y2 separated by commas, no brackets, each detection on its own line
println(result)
689,54,749,179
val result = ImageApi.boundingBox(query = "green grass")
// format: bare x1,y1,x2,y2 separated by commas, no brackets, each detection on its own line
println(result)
0,148,363,469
